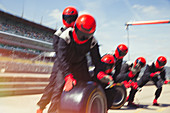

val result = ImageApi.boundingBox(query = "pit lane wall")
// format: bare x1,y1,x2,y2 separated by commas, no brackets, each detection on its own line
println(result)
0,73,50,97
0,61,52,97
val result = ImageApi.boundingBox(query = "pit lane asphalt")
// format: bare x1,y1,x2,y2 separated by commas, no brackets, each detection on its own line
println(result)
0,83,170,113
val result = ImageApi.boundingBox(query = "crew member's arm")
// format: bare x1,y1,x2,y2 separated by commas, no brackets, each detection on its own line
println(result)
113,63,132,88
97,71,113,84
114,59,123,77
89,37,102,69
143,64,155,79
58,28,76,91
116,63,131,82
132,72,140,82
160,69,168,84
89,37,113,84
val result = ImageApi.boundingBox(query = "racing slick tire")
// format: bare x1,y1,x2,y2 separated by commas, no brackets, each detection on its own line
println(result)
59,81,107,113
110,83,127,109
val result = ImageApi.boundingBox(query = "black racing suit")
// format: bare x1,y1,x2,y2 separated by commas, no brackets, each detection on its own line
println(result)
128,62,166,102
92,55,124,109
92,61,114,109
37,26,67,110
116,61,139,83
53,26,67,54
112,56,123,82
47,28,102,113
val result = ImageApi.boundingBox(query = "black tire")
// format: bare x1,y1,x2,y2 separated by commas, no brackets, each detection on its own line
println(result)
59,81,107,113
110,83,127,109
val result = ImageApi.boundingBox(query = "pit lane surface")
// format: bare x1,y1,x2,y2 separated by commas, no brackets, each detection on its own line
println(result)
109,84,170,113
0,84,169,113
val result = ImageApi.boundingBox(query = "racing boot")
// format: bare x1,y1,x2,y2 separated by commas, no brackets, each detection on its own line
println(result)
153,99,160,106
36,108,43,113
127,101,139,108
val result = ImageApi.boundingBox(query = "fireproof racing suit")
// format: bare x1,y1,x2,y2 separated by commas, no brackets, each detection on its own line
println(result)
53,26,67,54
92,61,114,109
128,62,166,102
112,57,123,82
92,57,124,109
116,61,139,83
37,26,68,110
47,27,102,113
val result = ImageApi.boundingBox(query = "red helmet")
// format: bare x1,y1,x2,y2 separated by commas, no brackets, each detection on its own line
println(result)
134,57,146,68
101,54,115,74
155,56,167,69
114,44,128,59
62,6,78,27
72,14,96,44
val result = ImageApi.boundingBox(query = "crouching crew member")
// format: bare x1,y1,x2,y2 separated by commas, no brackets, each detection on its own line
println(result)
116,57,146,89
127,56,168,107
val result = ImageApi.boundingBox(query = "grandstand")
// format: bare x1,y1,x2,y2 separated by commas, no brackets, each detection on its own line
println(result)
0,10,56,73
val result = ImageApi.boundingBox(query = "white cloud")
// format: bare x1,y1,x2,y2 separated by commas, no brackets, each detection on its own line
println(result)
42,9,62,29
132,4,160,16
48,9,62,23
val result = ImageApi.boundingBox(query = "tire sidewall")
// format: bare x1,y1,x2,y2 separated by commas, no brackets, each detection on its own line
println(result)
59,81,107,113
110,83,127,109
85,87,107,113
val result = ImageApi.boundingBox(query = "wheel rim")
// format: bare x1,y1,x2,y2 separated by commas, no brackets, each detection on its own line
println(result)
112,87,125,105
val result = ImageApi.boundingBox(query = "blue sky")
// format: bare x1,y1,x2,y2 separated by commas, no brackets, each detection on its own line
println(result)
0,0,170,66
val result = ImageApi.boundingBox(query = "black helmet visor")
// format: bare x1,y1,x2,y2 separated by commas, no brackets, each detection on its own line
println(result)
63,15,78,24
75,25,93,41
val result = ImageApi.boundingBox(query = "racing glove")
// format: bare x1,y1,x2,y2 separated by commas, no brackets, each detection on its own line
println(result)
97,71,113,84
122,80,131,88
128,71,135,78
164,80,168,84
130,81,138,90
36,109,43,113
128,80,132,84
63,73,77,92
150,71,160,78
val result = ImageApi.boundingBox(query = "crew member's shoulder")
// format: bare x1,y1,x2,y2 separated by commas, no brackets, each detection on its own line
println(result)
147,62,153,67
125,61,133,65
54,26,67,36
59,27,73,44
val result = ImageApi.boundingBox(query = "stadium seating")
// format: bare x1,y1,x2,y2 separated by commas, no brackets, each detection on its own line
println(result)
0,10,55,43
